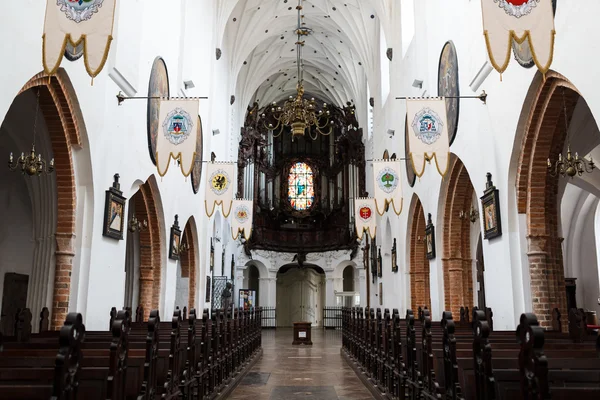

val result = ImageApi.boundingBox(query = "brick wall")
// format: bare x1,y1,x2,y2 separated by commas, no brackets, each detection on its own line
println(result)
517,72,577,330
442,159,475,317
410,198,431,310
134,179,162,321
181,220,197,309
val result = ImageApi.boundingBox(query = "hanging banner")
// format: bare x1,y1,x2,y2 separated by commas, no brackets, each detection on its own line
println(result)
481,0,555,76
355,198,377,240
373,160,403,216
406,97,450,178
231,199,253,240
43,0,117,79
205,162,235,218
156,99,199,177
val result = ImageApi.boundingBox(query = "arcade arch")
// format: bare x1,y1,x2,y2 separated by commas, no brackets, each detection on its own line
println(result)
0,69,86,331
513,71,600,326
408,195,431,311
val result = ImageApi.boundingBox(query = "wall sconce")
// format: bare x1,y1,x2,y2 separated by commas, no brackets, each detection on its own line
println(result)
128,215,148,233
459,205,479,224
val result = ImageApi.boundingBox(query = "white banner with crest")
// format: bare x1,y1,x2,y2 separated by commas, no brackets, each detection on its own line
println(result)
156,99,199,177
481,0,555,76
406,97,450,178
43,0,117,79
373,160,403,216
205,162,235,218
354,198,377,240
231,199,253,240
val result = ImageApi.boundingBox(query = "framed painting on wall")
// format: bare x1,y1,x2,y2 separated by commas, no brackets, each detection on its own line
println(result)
391,238,398,273
169,215,182,260
103,174,126,240
481,173,502,240
425,213,436,260
377,248,382,278
379,282,383,306
205,276,211,303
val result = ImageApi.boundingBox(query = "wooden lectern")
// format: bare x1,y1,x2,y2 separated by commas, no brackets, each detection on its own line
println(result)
292,321,312,345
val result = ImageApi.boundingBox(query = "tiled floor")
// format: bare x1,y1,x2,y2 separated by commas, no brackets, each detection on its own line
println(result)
228,329,374,400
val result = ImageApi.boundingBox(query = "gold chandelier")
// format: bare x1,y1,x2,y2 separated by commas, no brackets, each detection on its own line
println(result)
261,0,333,141
7,89,54,176
547,88,595,178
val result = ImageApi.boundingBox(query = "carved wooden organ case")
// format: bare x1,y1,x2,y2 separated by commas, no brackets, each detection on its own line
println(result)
237,102,366,253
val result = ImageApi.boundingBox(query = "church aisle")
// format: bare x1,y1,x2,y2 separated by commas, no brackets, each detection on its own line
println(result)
228,329,374,400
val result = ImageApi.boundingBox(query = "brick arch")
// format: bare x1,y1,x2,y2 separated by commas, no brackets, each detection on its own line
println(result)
442,157,475,316
133,177,163,321
180,216,198,310
408,195,430,311
16,69,84,329
515,71,581,329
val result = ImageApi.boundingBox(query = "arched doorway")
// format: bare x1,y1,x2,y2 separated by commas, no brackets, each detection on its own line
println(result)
343,266,354,292
246,265,260,306
408,195,431,311
123,176,163,321
276,265,325,327
0,69,83,331
515,71,600,326
441,157,483,316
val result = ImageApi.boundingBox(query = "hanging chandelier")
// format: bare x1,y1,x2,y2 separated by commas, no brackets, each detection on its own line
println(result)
547,88,595,178
261,0,333,141
7,89,54,176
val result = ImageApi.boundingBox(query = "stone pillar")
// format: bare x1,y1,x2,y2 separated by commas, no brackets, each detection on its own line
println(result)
52,233,75,330
235,269,245,307
358,269,367,307
325,277,336,307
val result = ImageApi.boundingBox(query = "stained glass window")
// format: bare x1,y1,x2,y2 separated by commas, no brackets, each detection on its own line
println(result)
288,162,314,211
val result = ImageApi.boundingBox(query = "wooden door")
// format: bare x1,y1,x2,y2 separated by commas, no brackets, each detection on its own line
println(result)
1,273,29,336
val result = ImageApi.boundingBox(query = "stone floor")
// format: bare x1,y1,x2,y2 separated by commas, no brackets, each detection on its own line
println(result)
228,329,374,400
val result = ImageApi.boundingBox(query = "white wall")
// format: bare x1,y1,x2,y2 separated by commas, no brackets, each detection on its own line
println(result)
3,1,600,330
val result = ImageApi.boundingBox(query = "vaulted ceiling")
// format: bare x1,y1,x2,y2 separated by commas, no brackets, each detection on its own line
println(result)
216,0,392,111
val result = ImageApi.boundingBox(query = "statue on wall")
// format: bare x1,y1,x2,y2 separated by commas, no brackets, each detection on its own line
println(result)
221,282,233,311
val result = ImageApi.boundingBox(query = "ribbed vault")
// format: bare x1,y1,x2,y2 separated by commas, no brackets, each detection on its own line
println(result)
217,0,392,111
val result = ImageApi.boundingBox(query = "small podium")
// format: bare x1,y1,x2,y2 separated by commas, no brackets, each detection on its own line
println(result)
292,321,312,345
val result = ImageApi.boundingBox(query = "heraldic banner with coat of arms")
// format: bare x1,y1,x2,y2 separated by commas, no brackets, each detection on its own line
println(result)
481,0,555,76
231,199,253,240
43,0,117,78
205,162,235,218
354,198,377,240
406,97,450,178
373,160,403,216
156,99,199,177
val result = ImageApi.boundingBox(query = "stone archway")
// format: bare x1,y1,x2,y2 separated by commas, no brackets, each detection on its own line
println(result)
132,176,163,321
515,71,587,328
442,158,476,316
9,70,84,329
408,195,430,311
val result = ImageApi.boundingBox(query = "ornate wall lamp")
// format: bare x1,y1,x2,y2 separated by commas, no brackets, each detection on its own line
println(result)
459,205,479,224
547,88,595,178
7,89,54,176
128,215,148,233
